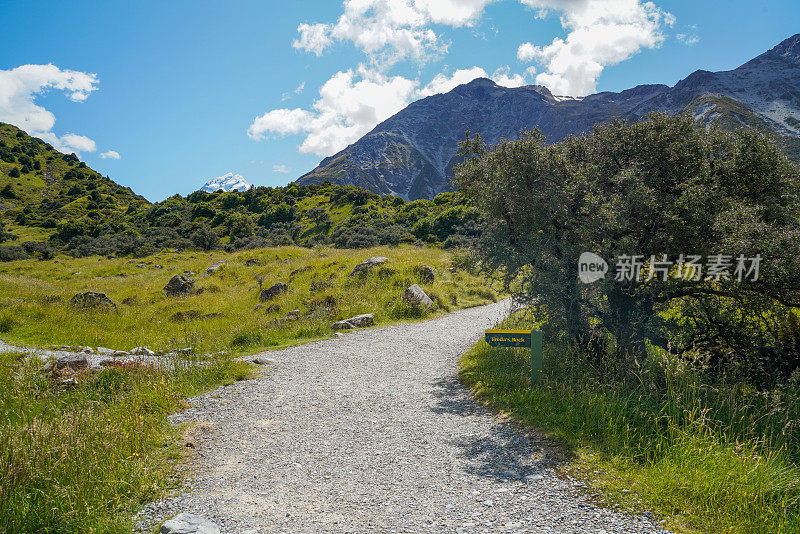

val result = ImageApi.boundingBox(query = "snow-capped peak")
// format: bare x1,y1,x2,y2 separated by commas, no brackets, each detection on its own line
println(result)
201,172,250,193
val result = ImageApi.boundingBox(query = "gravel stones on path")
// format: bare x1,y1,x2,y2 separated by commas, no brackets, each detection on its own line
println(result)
141,300,670,534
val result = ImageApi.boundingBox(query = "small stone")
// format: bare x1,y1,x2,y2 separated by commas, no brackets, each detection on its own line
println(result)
205,260,226,275
164,275,195,296
251,357,275,365
130,347,155,356
79,346,94,354
253,304,264,311
160,513,220,534
96,347,115,355
112,350,129,357
332,313,374,330
349,257,389,276
260,282,288,302
70,291,117,310
419,265,435,282
402,284,434,308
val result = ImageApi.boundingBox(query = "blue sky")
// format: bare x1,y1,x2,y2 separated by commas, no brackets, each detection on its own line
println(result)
0,0,797,201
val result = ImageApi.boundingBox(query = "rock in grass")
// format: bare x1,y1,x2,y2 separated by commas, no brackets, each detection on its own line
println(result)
349,257,388,276
204,260,226,275
42,354,89,374
69,291,117,310
160,513,220,534
332,313,374,330
130,346,155,356
164,275,195,296
403,284,433,308
420,265,435,282
251,356,275,365
259,282,288,302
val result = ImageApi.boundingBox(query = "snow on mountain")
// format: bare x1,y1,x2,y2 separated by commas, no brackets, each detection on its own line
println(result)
201,172,250,193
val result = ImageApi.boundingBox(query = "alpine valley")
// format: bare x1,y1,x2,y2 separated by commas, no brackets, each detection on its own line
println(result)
297,33,800,200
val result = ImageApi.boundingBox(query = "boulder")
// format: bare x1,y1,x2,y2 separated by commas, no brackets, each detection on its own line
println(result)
259,282,288,302
42,354,88,374
204,260,226,275
251,356,275,365
130,346,155,356
78,346,94,354
160,513,220,534
420,265,435,282
96,347,115,355
403,284,434,308
349,257,389,276
332,313,374,330
69,291,117,310
164,275,195,296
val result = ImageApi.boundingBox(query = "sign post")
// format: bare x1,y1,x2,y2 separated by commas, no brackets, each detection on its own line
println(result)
484,329,543,385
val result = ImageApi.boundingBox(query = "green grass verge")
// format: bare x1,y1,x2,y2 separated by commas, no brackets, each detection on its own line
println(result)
0,245,497,356
459,314,800,534
0,351,253,533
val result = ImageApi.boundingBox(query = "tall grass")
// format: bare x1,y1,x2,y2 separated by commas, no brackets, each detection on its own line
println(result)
0,352,252,533
460,315,800,533
0,245,497,356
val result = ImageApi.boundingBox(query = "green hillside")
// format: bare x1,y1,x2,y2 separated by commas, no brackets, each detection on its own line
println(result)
0,122,148,242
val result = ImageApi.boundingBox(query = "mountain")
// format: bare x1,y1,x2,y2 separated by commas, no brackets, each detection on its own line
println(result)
298,34,800,200
201,172,250,193
0,122,148,231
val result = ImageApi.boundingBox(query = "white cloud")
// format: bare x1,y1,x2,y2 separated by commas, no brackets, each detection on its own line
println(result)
292,0,495,66
677,26,699,46
282,81,306,101
273,164,290,173
516,0,674,96
249,64,527,156
293,23,333,56
0,64,99,153
100,150,121,159
491,66,526,87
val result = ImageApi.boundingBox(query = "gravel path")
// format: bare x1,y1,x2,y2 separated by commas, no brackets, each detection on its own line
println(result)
142,301,669,533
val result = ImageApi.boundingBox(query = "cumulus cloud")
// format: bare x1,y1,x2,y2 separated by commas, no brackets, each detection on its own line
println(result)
273,164,290,173
0,64,99,153
516,0,674,96
292,0,495,66
249,64,527,156
100,150,121,159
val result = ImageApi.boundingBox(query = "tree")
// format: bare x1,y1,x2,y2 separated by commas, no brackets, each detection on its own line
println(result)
8,167,20,178
456,113,800,382
190,225,219,251
306,207,331,228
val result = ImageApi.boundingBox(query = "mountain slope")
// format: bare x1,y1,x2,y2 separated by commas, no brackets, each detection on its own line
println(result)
0,122,148,238
298,34,800,200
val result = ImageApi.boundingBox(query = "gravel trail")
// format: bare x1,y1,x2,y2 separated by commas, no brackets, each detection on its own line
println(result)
145,301,669,533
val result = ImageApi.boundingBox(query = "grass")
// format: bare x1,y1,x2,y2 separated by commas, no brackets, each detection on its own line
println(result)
460,312,800,534
0,244,498,532
0,351,253,533
0,245,498,356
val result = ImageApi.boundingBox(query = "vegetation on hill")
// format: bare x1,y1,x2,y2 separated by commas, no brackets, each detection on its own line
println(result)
456,113,800,533
0,122,484,262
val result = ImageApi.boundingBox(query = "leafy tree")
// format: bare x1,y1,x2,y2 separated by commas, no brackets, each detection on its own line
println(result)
190,225,219,251
306,207,331,228
457,113,800,382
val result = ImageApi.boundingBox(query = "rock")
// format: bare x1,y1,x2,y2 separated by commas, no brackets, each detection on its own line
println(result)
130,346,155,356
205,260,226,275
69,291,117,310
164,275,195,296
42,354,88,374
96,347,115,355
259,282,288,301
244,258,260,266
201,312,223,319
78,346,94,354
287,309,301,317
251,357,275,365
160,513,220,534
403,284,433,308
170,310,202,322
50,345,71,351
420,265,435,282
332,313,374,330
349,257,389,276
182,270,196,276
112,350,129,357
